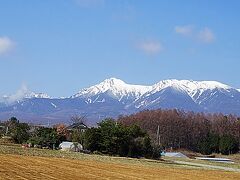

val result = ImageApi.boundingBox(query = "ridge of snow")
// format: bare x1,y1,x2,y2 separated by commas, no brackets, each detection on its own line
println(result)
72,78,233,104
1,91,51,105
0,78,237,106
151,79,231,97
71,78,152,99
25,92,51,99
2,92,51,100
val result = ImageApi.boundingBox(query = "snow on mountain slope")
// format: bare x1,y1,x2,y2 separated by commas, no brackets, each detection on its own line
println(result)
1,91,51,105
71,78,152,100
71,78,234,105
25,92,50,99
0,78,239,124
69,78,236,112
130,86,202,111
73,78,231,99
3,78,232,105
151,79,231,99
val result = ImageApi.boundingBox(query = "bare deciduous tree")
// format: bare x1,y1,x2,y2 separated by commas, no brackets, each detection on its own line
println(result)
70,115,87,124
118,109,240,154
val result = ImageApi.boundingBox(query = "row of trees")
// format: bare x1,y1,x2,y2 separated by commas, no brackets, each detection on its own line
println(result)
84,119,160,159
118,109,240,155
0,117,160,159
3,109,239,156
0,117,63,148
0,117,86,149
1,117,30,144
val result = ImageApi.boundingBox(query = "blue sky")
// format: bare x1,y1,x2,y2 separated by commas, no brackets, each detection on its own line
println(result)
0,0,240,97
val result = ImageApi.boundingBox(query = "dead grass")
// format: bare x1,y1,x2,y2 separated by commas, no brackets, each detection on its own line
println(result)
0,144,240,179
0,154,240,180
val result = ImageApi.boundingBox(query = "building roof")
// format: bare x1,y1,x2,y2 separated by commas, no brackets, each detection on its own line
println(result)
162,152,188,158
67,122,88,130
59,141,83,150
59,141,75,148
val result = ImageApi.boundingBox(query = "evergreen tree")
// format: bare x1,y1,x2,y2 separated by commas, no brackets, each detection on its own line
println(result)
219,135,239,155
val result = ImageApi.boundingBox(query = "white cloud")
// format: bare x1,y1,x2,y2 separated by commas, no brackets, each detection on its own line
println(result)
0,37,14,55
75,0,105,8
198,27,215,43
137,40,164,55
175,25,193,36
2,84,29,104
175,25,215,44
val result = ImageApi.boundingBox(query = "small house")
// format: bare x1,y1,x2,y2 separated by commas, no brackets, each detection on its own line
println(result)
66,122,88,133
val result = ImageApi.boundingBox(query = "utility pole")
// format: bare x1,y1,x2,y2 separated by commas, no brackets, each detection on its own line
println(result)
156,125,160,146
5,126,9,136
47,119,50,127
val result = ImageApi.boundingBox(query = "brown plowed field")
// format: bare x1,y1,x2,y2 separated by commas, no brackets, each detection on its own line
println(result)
0,154,240,180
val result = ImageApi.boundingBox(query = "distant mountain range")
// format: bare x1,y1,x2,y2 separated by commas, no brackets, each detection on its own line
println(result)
0,78,240,125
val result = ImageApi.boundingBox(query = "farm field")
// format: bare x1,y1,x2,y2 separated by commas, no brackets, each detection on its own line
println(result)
0,144,240,179
1,154,240,180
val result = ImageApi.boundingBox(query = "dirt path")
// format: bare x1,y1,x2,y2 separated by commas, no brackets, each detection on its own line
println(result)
175,160,240,172
0,154,240,180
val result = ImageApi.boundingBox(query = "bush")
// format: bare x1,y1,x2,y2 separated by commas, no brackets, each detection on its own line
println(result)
30,127,58,149
151,146,161,159
7,117,30,144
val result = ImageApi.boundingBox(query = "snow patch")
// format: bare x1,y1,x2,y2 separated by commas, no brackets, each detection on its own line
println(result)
50,102,57,108
26,92,50,99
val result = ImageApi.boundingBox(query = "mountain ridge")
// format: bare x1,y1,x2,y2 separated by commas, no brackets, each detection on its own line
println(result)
0,78,239,125
71,77,232,98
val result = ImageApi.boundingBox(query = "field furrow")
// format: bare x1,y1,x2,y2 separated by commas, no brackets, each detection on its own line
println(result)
1,154,240,180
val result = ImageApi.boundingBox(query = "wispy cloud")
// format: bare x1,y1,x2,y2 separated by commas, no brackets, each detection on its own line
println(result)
137,40,164,55
175,25,215,44
175,25,193,36
2,84,29,104
75,0,105,8
198,27,215,43
0,37,15,55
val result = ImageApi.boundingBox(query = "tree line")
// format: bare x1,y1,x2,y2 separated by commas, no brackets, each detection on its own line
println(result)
0,117,61,148
2,109,239,156
0,117,160,159
84,119,160,159
118,109,240,155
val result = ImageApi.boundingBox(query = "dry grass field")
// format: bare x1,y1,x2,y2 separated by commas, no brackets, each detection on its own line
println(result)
0,144,240,179
1,154,240,180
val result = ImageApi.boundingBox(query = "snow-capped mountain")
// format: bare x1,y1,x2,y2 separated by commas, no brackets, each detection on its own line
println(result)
71,78,151,104
73,78,231,101
71,78,235,111
150,79,230,98
0,78,239,125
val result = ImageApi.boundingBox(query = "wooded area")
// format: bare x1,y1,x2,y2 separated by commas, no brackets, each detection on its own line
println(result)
119,109,240,155
1,109,240,156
